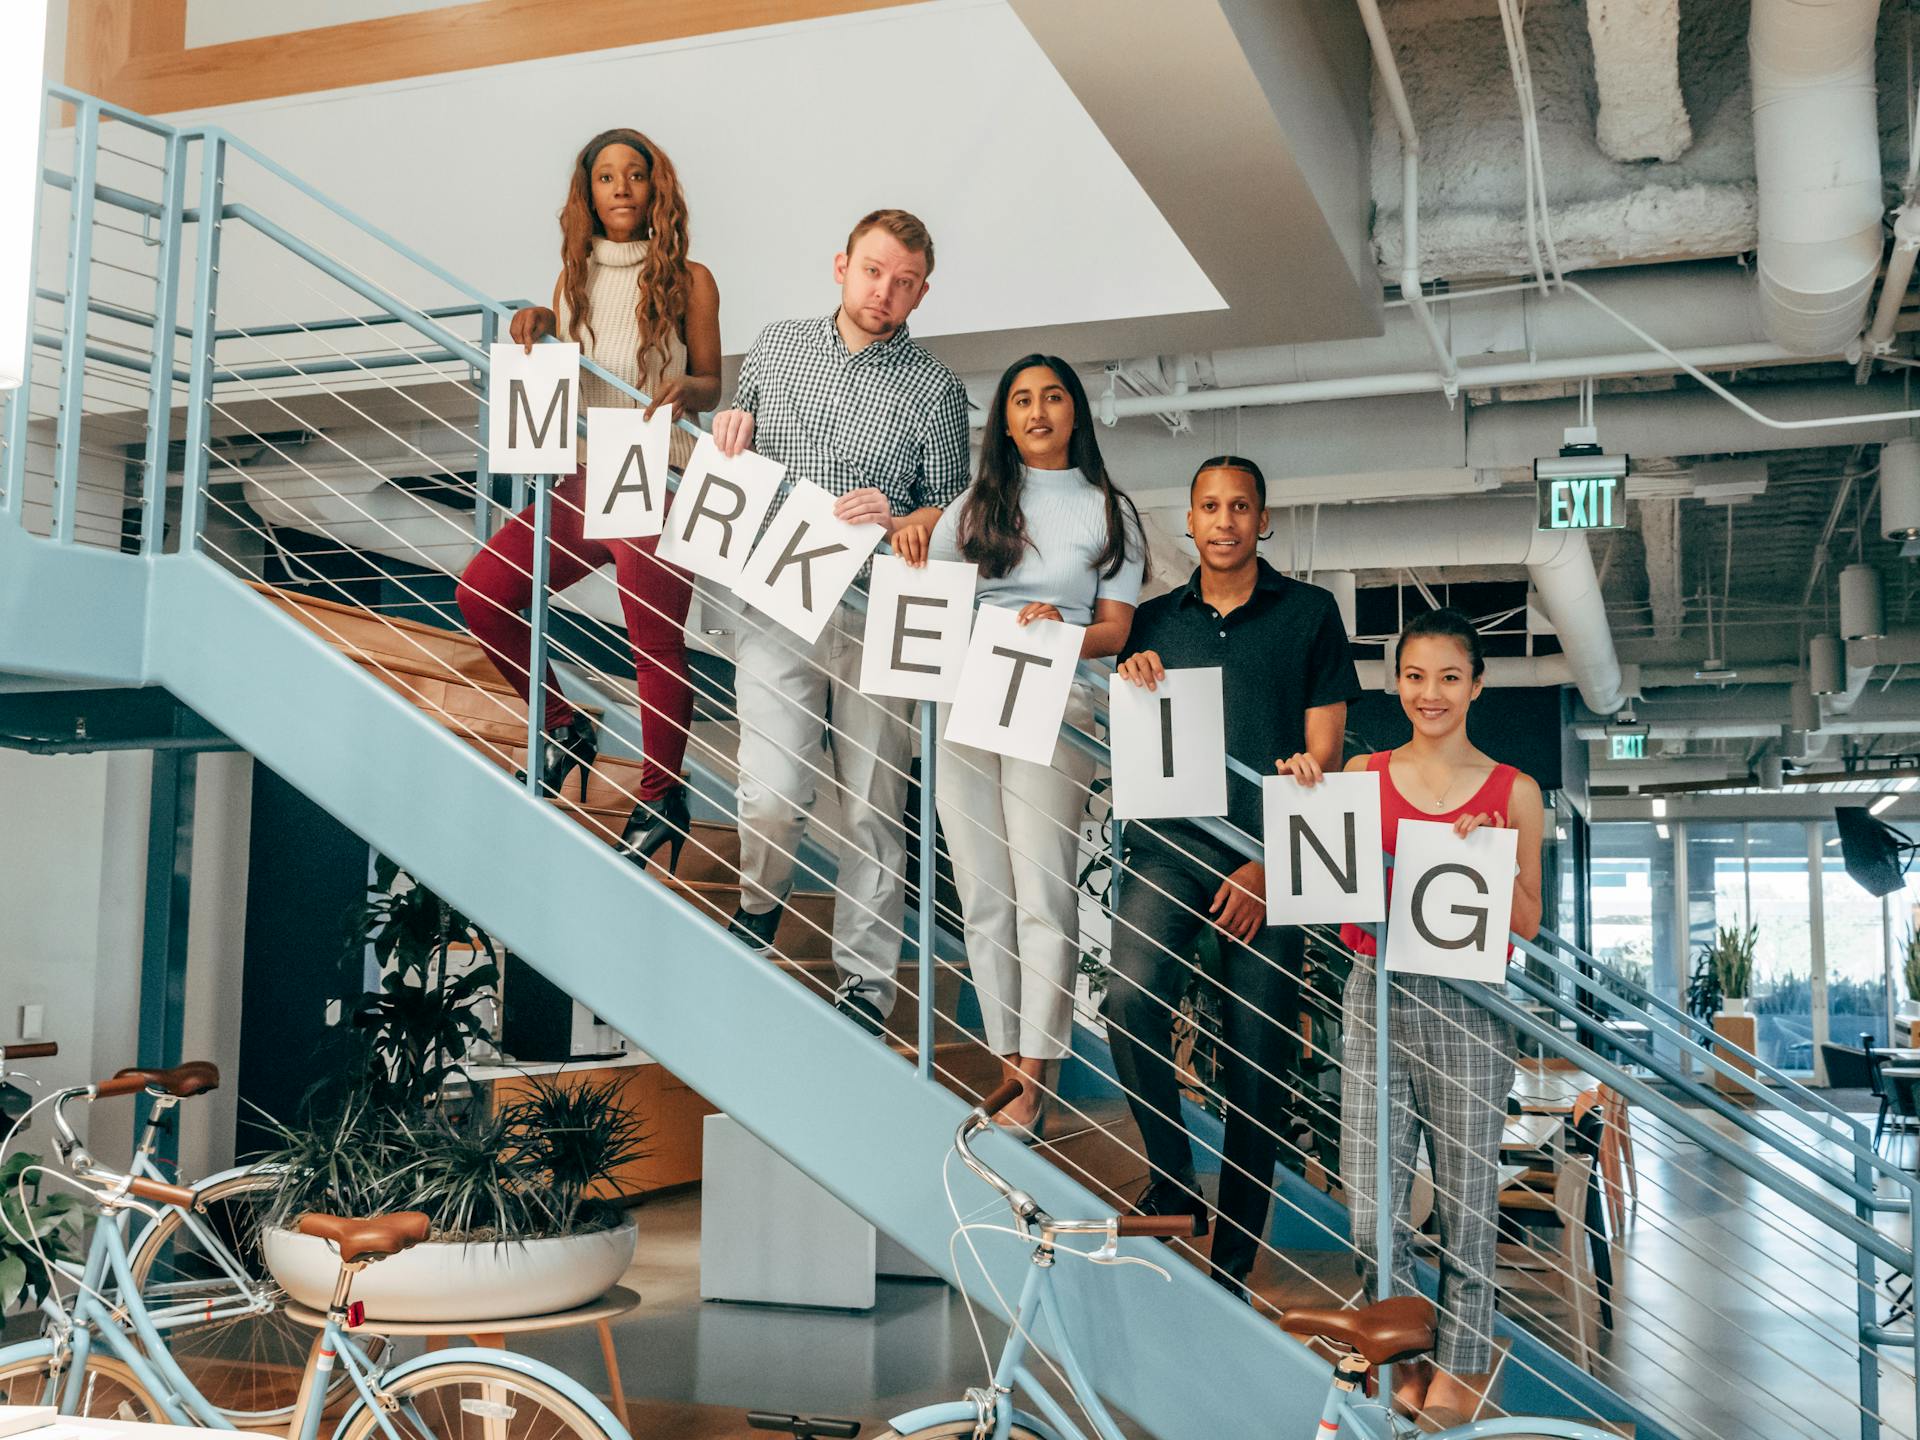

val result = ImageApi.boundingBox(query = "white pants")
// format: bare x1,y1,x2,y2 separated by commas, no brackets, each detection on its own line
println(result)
934,696,1096,1061
734,602,916,1014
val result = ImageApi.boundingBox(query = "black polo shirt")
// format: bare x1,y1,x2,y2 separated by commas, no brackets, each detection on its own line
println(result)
1118,559,1361,845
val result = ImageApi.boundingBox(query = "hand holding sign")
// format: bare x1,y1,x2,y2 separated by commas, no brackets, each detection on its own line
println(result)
943,603,1084,765
733,479,885,643
1107,668,1227,820
655,436,785,585
583,407,673,539
488,343,579,474
1383,818,1519,983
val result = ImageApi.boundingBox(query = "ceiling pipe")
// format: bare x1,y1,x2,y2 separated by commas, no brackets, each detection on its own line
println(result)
1265,496,1624,715
1749,0,1884,354
1354,0,1458,402
1863,207,1920,361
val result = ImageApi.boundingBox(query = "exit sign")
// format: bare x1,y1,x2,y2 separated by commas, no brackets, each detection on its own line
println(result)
1538,470,1625,530
1611,734,1646,760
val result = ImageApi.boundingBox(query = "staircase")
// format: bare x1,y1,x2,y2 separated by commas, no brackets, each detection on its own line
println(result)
253,581,976,1071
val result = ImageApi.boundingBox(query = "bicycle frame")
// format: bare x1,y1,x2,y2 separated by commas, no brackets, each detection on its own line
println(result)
887,1255,1126,1440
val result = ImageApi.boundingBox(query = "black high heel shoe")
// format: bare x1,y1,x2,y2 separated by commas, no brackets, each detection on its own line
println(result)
518,713,598,800
620,783,691,873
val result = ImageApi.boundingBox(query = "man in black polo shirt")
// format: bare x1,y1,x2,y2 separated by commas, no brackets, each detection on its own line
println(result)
1106,455,1359,1296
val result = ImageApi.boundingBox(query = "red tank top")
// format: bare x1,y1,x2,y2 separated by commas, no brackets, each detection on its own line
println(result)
1340,750,1520,958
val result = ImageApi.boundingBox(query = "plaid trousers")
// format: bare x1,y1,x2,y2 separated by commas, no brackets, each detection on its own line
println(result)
1339,965,1514,1374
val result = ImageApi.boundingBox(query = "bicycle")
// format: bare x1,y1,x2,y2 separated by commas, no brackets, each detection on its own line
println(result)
882,1080,1625,1440
0,1077,631,1440
0,1053,340,1424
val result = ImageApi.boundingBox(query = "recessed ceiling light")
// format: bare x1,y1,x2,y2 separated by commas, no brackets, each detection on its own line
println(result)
1651,798,1668,818
1656,823,1671,839
1871,794,1900,816
1897,777,1919,793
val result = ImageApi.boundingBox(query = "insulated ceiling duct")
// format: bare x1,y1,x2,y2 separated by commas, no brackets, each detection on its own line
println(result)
1749,0,1884,354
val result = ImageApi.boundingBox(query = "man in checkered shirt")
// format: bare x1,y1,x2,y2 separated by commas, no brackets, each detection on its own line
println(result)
710,208,970,1034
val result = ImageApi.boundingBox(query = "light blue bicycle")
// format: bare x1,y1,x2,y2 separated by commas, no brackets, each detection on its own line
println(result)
884,1081,1623,1440
0,1079,631,1440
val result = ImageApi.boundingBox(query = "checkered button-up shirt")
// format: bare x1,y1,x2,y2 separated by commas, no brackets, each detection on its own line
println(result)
733,313,972,516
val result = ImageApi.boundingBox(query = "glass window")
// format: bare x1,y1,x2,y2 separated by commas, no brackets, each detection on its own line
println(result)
1745,822,1814,1073
1590,822,1680,1061
1820,819,1893,1050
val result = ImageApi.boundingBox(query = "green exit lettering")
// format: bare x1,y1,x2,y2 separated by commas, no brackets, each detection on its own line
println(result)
1610,734,1645,760
1548,475,1620,529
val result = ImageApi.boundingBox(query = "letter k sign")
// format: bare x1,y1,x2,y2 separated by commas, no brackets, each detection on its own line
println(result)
733,479,884,644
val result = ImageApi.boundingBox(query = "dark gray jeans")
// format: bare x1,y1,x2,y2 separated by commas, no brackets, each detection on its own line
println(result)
1102,828,1304,1284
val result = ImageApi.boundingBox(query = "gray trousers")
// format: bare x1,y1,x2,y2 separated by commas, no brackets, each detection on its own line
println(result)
1340,965,1514,1374
734,602,914,1014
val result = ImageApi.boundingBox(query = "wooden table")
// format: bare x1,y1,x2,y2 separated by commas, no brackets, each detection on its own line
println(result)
1511,1064,1591,1114
1500,1113,1562,1153
285,1285,640,1420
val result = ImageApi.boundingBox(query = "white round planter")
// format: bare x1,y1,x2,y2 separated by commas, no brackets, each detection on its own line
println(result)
1719,996,1749,1018
262,1220,636,1321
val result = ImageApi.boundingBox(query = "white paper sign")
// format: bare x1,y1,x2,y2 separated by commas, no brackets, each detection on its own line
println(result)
1261,771,1386,925
655,436,785,585
1107,668,1228,820
943,603,1084,765
859,556,979,701
1383,818,1519,983
733,479,885,643
487,343,579,475
583,407,673,539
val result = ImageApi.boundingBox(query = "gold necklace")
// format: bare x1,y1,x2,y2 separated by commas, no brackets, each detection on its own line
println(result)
1403,756,1468,812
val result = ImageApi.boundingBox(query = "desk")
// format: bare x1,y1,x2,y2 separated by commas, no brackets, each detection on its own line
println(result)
286,1285,639,1420
1511,1065,1591,1114
1501,1114,1562,1153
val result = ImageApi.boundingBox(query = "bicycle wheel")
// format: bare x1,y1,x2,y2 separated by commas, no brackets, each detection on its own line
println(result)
0,1350,167,1421
125,1167,377,1423
336,1361,620,1440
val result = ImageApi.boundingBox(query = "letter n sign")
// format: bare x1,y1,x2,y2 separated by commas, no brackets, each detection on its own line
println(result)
1383,818,1518,983
487,343,579,475
1262,771,1385,925
1106,668,1227,820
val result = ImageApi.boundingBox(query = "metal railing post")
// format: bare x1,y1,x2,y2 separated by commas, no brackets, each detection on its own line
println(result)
178,133,225,550
1855,1146,1882,1440
4,93,51,521
1374,937,1394,1401
474,308,497,546
141,130,187,555
524,472,551,795
51,99,100,544
918,700,937,1078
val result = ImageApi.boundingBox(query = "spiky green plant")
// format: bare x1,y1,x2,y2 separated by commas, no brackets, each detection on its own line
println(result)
1904,930,1920,1005
499,1075,652,1227
1708,924,1757,1001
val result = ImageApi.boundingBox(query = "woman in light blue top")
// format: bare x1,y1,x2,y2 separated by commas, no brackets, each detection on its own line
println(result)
898,354,1146,1136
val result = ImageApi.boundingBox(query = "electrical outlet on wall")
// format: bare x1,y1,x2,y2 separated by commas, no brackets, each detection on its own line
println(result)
18,1005,44,1041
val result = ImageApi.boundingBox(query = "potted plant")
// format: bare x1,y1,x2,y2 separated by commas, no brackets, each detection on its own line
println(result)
1,1152,80,1318
1701,924,1756,1017
257,1071,650,1321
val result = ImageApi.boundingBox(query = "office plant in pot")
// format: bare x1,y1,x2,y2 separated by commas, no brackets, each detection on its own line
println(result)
1698,923,1759,1096
257,862,650,1320
1705,924,1757,1018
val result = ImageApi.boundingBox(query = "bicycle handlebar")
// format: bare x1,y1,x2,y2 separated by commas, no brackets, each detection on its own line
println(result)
0,1042,58,1061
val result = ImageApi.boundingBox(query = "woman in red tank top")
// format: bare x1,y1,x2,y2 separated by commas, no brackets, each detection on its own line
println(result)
1325,608,1543,1426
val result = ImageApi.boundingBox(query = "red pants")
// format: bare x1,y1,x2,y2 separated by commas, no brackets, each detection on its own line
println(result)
456,470,693,802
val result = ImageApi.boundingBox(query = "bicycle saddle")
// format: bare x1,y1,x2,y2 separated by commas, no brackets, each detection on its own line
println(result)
99,1061,221,1098
298,1211,433,1263
1280,1296,1436,1366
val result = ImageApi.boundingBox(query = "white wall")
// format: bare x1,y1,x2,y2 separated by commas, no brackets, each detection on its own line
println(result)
0,746,252,1173
156,2,1220,352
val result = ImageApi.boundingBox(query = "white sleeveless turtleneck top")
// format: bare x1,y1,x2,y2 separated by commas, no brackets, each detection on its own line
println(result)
553,236,696,468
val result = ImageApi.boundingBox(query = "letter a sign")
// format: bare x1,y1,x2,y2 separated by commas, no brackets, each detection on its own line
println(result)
1106,668,1227,820
1384,818,1518,983
583,407,674,539
1262,771,1385,925
488,343,579,474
